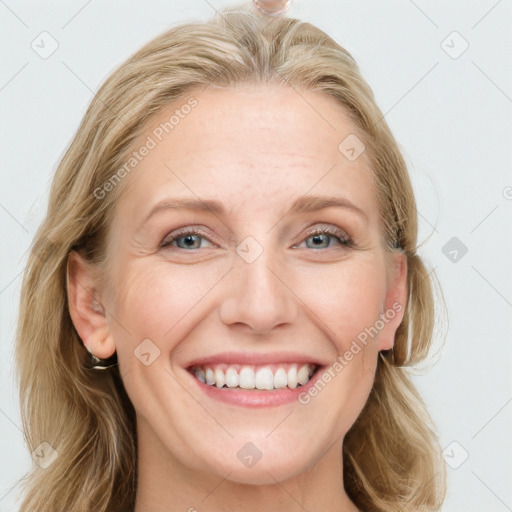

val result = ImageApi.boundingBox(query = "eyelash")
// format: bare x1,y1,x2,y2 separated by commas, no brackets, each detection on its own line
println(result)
159,225,354,250
300,225,353,248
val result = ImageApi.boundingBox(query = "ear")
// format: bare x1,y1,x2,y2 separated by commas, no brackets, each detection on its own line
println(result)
66,250,116,359
377,250,408,351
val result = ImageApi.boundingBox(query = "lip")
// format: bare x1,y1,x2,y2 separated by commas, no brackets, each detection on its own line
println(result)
185,351,329,368
188,367,325,407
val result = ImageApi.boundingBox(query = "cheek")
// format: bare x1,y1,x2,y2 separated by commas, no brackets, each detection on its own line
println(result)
108,259,229,350
292,258,386,426
295,258,388,348
105,260,232,430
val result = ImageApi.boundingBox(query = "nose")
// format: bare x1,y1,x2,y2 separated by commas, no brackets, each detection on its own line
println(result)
219,246,298,335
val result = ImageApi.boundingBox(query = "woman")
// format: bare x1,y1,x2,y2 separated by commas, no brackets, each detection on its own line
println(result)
14,4,446,511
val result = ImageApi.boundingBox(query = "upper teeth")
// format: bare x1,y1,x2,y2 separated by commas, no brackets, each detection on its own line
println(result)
192,364,316,390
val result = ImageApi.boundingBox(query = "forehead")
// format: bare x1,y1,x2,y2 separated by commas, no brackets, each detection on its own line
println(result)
113,84,379,224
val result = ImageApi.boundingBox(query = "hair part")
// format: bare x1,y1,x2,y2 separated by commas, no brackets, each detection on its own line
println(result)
14,5,446,511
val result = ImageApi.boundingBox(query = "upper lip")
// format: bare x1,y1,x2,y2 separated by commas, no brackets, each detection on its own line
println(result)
184,351,330,369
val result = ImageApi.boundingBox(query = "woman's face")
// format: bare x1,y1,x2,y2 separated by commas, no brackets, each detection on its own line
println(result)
93,84,406,485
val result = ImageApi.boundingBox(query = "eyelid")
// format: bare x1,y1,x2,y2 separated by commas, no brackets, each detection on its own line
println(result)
160,226,218,248
160,222,354,250
296,223,353,247
302,223,350,239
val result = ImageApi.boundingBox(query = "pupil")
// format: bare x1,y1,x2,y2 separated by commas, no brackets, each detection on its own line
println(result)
183,235,198,248
312,234,327,247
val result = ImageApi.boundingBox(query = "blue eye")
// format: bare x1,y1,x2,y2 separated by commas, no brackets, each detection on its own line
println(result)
160,225,353,251
160,228,214,250
298,225,353,250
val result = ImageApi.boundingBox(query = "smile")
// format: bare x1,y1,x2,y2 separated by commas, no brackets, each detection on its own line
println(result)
191,363,317,390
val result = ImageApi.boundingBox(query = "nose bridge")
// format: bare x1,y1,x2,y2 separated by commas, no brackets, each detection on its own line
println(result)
239,241,282,300
219,235,297,333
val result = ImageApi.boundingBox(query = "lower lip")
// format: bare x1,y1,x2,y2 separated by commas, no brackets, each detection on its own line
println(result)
187,367,325,408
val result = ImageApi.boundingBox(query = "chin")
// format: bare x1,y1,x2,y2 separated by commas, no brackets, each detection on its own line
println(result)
190,436,321,486
210,456,309,486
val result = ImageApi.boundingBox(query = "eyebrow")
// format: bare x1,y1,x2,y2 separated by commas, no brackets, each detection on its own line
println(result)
141,194,368,226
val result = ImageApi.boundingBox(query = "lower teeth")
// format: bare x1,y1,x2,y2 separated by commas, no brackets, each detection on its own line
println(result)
212,383,308,390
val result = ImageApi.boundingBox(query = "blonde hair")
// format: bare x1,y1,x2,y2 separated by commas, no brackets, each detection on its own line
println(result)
14,5,446,511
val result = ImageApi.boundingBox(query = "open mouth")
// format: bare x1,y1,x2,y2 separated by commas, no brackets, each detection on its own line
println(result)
188,363,319,391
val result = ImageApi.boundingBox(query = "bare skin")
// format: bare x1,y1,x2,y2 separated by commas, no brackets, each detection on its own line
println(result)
67,84,407,512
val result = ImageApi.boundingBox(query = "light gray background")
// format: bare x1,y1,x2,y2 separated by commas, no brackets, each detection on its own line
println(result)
1,1,511,510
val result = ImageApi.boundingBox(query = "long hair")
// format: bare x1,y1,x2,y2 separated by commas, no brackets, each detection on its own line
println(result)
14,5,446,511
